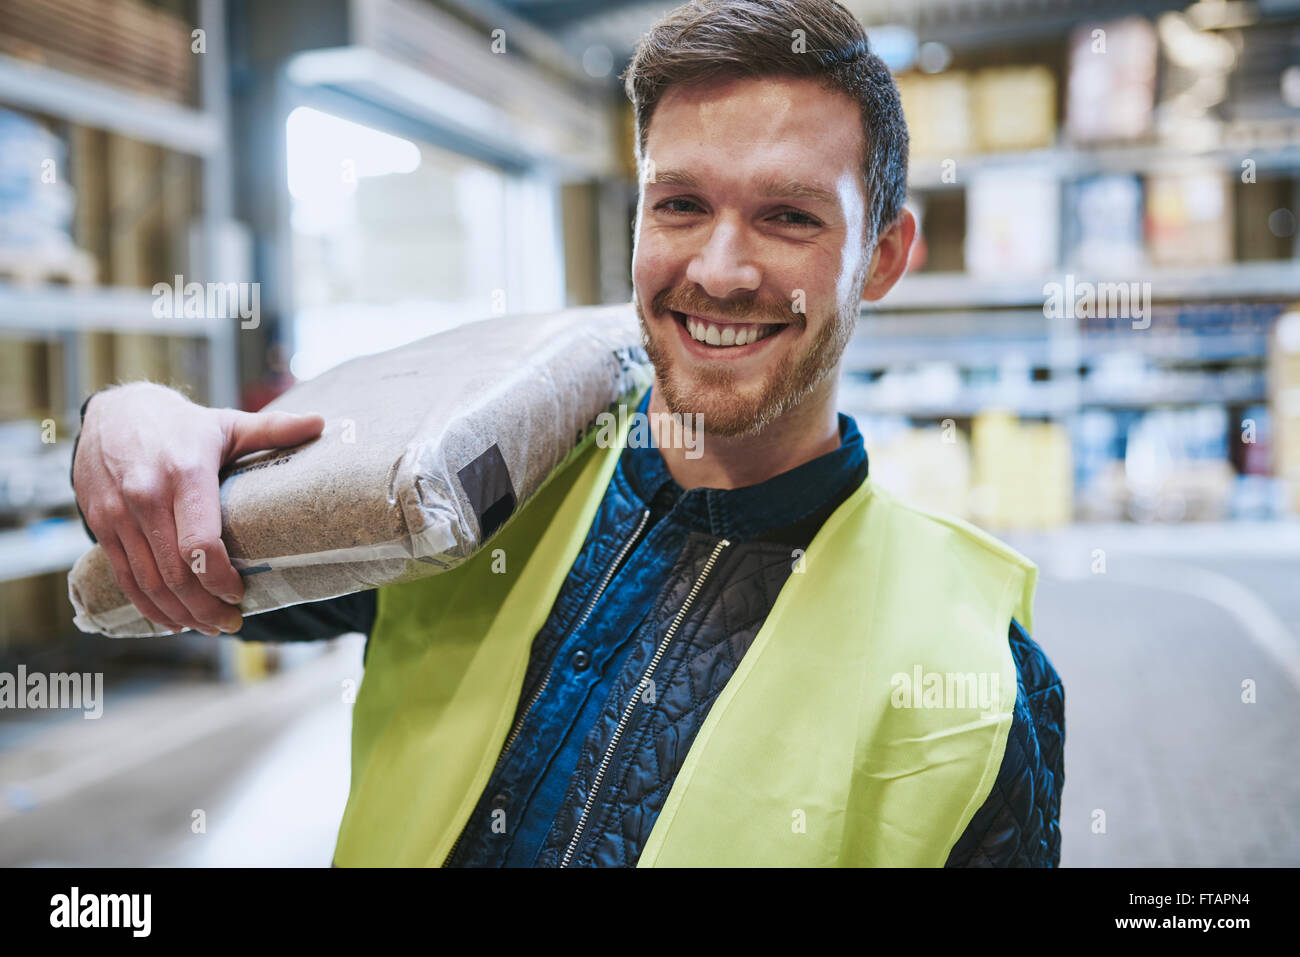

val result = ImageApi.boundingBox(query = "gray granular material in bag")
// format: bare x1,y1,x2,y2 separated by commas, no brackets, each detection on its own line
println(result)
68,303,652,637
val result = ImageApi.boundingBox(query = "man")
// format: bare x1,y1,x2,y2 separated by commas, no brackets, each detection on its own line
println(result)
71,0,1063,866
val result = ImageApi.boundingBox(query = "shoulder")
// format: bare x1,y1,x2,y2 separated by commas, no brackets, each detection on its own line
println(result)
863,480,1037,573
945,618,1066,867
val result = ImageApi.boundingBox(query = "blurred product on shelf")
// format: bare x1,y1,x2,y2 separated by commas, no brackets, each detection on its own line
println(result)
0,337,44,420
861,418,973,520
970,411,1073,530
1145,168,1234,267
898,65,1055,158
0,420,75,518
1073,410,1125,522
1270,310,1300,514
969,66,1056,153
0,0,193,103
965,170,1060,276
1124,406,1234,522
1065,16,1158,144
894,70,974,159
1066,174,1145,273
0,108,95,285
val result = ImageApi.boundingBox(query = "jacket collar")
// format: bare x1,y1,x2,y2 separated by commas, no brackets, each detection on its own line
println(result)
615,385,869,541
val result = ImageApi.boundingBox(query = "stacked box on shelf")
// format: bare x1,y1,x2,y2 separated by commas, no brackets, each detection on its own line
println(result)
1067,174,1145,274
969,67,1056,152
0,0,194,103
1145,168,1234,267
1065,16,1158,145
895,71,974,159
1270,309,1300,514
899,66,1056,159
1124,406,1235,521
0,108,95,284
868,424,973,520
970,411,1073,530
0,338,44,420
965,170,1060,277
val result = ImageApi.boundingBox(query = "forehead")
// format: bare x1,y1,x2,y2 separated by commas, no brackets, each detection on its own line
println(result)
645,74,865,193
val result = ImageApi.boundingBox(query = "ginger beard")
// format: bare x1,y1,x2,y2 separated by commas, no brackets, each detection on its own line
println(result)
635,255,870,438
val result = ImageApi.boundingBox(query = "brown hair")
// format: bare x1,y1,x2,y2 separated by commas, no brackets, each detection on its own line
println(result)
622,0,909,246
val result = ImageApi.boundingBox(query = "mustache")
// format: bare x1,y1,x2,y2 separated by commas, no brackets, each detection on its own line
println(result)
651,287,804,327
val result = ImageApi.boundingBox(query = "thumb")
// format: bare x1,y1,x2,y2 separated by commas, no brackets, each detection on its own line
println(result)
223,408,325,461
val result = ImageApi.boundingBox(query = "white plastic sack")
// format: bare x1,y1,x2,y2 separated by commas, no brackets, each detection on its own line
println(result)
69,303,651,637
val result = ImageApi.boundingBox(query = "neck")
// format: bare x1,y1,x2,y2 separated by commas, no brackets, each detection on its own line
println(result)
648,376,842,491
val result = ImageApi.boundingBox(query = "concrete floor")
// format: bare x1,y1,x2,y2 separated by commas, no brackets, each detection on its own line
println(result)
2,522,1297,867
0,638,362,867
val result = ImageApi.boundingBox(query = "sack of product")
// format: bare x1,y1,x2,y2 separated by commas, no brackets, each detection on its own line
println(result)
69,303,652,637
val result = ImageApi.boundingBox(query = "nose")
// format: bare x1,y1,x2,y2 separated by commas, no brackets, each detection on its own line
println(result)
683,215,762,301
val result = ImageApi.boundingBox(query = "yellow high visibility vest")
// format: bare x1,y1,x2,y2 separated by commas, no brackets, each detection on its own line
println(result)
332,397,1037,866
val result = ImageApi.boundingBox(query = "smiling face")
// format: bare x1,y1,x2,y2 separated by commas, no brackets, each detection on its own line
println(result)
632,74,874,438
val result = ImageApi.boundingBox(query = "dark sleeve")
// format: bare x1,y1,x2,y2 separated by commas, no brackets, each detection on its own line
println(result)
944,618,1066,867
232,589,378,644
71,390,101,544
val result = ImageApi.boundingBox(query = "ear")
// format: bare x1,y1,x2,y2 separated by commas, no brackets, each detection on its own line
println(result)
859,206,917,303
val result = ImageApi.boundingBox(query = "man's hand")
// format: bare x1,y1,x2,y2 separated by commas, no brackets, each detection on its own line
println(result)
72,382,324,636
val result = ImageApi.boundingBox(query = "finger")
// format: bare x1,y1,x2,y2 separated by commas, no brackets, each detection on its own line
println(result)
225,409,324,460
101,534,187,633
117,522,216,635
172,462,245,604
124,499,242,634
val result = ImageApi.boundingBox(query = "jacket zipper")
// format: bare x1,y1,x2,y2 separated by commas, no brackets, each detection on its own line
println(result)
442,507,652,866
559,537,731,867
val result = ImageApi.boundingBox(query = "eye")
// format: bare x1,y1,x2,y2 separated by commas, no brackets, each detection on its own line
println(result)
772,209,822,228
655,198,703,215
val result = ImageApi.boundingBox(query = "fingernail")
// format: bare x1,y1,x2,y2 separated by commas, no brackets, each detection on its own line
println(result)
222,594,241,605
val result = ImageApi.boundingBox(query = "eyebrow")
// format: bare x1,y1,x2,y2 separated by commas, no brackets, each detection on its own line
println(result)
649,168,840,209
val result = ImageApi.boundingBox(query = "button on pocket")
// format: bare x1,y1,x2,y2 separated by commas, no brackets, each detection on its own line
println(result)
572,649,591,671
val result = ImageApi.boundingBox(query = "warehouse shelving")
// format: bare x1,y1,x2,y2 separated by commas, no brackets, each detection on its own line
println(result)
0,518,91,585
0,0,235,587
0,52,222,157
0,0,235,418
908,141,1300,191
873,262,1300,311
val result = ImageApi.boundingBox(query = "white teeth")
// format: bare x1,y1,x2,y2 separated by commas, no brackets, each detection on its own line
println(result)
683,314,780,347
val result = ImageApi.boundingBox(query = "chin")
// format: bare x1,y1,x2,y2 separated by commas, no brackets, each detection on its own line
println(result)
656,370,790,438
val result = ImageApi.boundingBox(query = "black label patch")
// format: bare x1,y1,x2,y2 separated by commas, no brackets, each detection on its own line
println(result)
457,443,517,541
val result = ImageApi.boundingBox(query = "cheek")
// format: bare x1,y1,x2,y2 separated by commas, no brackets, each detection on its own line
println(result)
632,229,679,289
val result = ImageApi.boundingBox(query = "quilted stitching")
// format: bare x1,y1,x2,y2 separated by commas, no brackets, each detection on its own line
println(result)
945,619,1065,867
